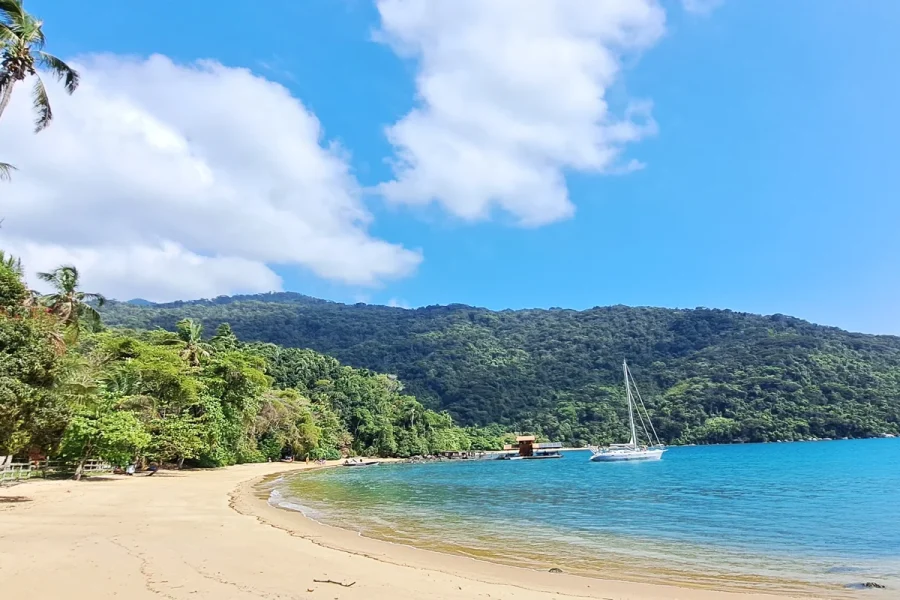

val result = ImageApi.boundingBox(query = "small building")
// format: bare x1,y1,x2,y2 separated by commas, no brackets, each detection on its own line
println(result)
502,435,563,459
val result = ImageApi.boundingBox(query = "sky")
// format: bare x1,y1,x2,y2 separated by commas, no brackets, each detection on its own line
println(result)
1,0,899,334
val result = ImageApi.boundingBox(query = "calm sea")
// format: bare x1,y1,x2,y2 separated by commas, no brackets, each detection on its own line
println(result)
271,439,900,596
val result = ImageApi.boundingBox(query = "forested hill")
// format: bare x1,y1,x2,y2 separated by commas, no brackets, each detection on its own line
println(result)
100,293,900,445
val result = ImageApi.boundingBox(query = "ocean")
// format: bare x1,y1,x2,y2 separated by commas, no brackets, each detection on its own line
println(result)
270,439,900,596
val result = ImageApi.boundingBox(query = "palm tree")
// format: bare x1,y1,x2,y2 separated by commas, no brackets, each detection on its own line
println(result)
0,0,79,131
0,249,23,276
171,318,210,367
37,265,105,336
0,161,14,181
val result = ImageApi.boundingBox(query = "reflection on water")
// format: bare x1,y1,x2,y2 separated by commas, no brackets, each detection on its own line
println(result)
271,440,900,596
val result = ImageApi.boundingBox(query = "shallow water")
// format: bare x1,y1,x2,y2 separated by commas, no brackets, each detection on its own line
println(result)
272,439,900,595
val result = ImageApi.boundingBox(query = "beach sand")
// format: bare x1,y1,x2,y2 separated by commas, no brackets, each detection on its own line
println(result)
0,462,871,599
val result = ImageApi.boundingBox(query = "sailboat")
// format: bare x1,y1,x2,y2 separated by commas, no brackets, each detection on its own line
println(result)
589,360,666,462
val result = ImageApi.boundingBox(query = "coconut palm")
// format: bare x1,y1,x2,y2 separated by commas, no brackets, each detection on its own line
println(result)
0,0,78,131
0,162,14,181
171,318,210,367
37,265,105,336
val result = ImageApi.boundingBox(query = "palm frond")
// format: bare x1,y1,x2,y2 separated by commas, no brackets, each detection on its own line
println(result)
36,269,57,283
81,291,106,307
0,161,15,181
0,249,23,275
37,265,77,292
28,18,45,49
5,3,44,49
0,1,26,26
0,21,15,43
80,303,103,332
38,292,60,306
37,51,78,93
61,265,78,290
31,74,52,131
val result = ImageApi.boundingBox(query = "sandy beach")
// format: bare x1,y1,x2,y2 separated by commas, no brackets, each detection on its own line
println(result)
0,463,872,600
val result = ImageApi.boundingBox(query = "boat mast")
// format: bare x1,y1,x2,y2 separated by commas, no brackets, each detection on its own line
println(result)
624,360,637,447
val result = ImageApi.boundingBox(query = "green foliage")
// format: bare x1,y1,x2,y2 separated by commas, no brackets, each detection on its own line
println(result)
150,414,206,466
40,323,480,468
0,260,67,455
101,294,900,445
37,265,105,341
0,255,27,309
59,406,150,469
0,262,483,465
248,344,480,458
8,249,898,474
251,389,321,460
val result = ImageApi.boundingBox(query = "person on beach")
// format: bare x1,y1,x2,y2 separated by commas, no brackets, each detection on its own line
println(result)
147,463,159,476
125,464,135,476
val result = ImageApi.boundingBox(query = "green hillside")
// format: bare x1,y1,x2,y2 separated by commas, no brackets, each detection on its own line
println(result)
100,294,900,446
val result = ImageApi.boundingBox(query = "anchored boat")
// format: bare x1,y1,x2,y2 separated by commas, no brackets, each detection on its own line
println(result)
589,360,666,462
342,458,381,467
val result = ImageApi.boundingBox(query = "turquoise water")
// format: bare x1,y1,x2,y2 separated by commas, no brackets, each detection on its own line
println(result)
272,439,900,595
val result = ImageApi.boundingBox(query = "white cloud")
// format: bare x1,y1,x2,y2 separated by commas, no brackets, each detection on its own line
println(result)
681,0,723,15
4,240,282,302
375,0,666,227
0,54,421,301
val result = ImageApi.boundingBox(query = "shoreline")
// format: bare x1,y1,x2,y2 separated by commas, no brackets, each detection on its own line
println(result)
0,462,881,600
243,465,863,600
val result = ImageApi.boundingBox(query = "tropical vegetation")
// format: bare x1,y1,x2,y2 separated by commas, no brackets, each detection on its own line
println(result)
100,292,900,446
0,256,506,477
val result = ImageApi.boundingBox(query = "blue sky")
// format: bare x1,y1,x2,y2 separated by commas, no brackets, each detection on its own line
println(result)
11,0,900,334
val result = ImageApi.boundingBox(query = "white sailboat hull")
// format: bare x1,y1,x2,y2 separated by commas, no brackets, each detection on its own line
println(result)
589,447,666,462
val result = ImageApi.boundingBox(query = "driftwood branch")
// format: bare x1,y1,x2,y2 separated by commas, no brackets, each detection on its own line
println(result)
313,579,356,588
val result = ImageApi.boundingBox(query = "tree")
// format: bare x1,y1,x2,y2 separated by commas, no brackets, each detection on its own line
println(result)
209,322,239,352
150,414,205,469
253,389,321,460
170,318,210,367
0,249,23,276
60,405,150,480
37,265,105,339
0,0,79,131
0,256,67,456
0,161,14,181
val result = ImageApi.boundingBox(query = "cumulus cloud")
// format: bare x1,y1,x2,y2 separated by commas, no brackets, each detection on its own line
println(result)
375,0,666,227
682,0,723,15
0,54,421,301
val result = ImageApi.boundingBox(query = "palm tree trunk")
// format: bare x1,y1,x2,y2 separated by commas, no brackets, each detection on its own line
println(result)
176,456,185,470
73,455,87,481
73,441,93,481
0,81,16,123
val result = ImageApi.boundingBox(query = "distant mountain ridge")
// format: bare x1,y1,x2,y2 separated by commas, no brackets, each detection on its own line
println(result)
121,291,336,309
124,298,155,306
100,292,900,445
